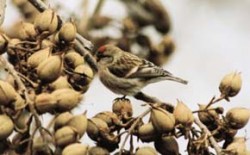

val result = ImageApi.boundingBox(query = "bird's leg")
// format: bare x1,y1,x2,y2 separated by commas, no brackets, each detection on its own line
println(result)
114,95,128,101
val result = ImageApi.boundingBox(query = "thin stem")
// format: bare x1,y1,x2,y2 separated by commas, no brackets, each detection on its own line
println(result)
206,94,225,109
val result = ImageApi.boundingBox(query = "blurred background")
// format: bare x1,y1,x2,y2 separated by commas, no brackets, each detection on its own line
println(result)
2,0,250,154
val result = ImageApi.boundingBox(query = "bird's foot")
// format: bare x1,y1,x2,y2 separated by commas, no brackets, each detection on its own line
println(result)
114,95,128,101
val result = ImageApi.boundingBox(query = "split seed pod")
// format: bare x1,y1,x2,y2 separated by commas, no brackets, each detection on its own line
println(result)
34,9,58,34
62,143,88,155
135,147,157,155
138,122,157,142
87,118,110,141
226,107,250,129
0,80,17,106
219,72,242,98
64,50,84,69
18,22,37,40
55,126,78,147
52,88,82,112
88,146,109,155
27,47,51,69
49,76,71,90
112,99,133,120
151,107,175,133
67,114,88,137
0,115,14,140
58,22,77,43
74,64,94,84
37,55,62,82
94,111,120,128
54,112,73,130
198,104,219,125
174,101,194,126
154,136,179,155
35,93,57,114
226,137,247,155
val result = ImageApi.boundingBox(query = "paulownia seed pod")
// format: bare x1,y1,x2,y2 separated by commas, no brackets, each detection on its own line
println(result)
154,135,179,155
0,115,14,140
226,137,247,155
54,112,73,130
34,9,58,34
64,50,84,69
226,107,250,129
14,110,30,132
88,146,109,155
135,146,157,155
55,126,78,147
62,143,88,155
49,76,72,90
87,118,110,141
138,122,157,142
74,64,94,84
94,111,121,128
58,22,77,43
27,47,51,69
35,93,57,114
150,107,175,133
174,100,194,126
112,99,133,120
18,22,37,40
0,80,17,106
67,114,88,137
14,94,26,110
198,104,219,125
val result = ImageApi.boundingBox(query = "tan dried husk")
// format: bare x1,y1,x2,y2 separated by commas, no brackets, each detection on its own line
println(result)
0,115,14,140
34,9,58,33
54,112,74,130
0,80,17,106
88,146,110,155
14,110,30,132
154,135,179,155
174,101,194,126
35,93,57,114
219,72,242,97
87,118,110,141
94,111,121,127
55,126,78,147
74,64,94,83
198,104,219,124
226,107,250,129
150,107,175,133
226,137,247,155
37,55,62,82
14,93,26,110
138,122,157,142
135,146,158,155
18,22,37,40
52,88,82,112
112,99,133,119
59,22,77,43
49,76,72,90
64,50,84,68
62,143,88,155
27,47,51,69
67,114,88,137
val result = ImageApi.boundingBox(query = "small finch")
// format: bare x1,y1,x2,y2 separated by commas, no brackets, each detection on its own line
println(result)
96,44,187,97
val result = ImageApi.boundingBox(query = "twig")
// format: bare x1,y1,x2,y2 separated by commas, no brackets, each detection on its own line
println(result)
27,0,98,72
0,0,6,26
119,108,151,155
194,117,222,154
206,94,225,109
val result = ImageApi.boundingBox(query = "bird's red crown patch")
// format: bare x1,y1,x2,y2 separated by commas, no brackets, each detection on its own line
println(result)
98,45,106,53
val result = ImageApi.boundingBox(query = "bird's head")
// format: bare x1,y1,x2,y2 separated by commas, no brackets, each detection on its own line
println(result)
96,44,122,66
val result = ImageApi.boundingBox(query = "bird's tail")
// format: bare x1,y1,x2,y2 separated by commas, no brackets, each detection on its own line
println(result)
165,75,188,85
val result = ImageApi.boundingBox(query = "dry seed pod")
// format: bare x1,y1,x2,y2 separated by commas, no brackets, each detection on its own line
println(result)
0,33,8,54
37,55,62,82
27,47,51,69
88,146,109,155
112,99,133,119
226,107,250,129
154,135,179,155
219,72,242,97
74,64,94,83
67,114,88,137
55,126,78,147
7,38,21,56
54,112,73,130
174,101,194,126
35,93,57,114
135,146,157,155
34,9,58,33
14,110,30,132
138,122,157,142
49,76,71,90
0,115,14,140
52,88,82,112
226,137,247,155
198,104,219,125
64,50,84,68
58,22,77,43
0,80,17,106
62,143,88,155
87,118,110,141
18,22,37,40
14,94,26,110
151,107,175,133
41,39,54,48
94,111,120,127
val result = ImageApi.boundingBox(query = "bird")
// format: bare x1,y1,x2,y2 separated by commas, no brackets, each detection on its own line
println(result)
95,44,187,98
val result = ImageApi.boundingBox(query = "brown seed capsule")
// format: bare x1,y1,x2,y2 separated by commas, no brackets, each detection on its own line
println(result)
27,47,51,69
0,33,8,54
94,111,120,127
198,104,219,125
87,118,110,141
37,55,62,82
219,72,242,97
0,115,14,140
18,22,38,40
112,99,133,120
41,39,54,48
49,76,72,90
0,80,17,106
138,122,157,142
226,107,250,129
34,9,58,34
67,114,88,137
58,22,77,43
150,107,175,133
7,38,21,56
226,137,247,155
55,126,78,147
154,136,179,155
64,50,84,69
74,64,94,84
35,93,57,114
14,94,26,110
54,112,73,130
174,101,194,126
52,88,82,112
88,146,109,155
14,110,30,132
135,147,157,155
62,143,88,155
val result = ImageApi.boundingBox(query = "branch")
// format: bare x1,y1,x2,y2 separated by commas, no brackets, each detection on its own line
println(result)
194,117,222,154
0,0,6,26
27,0,98,72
